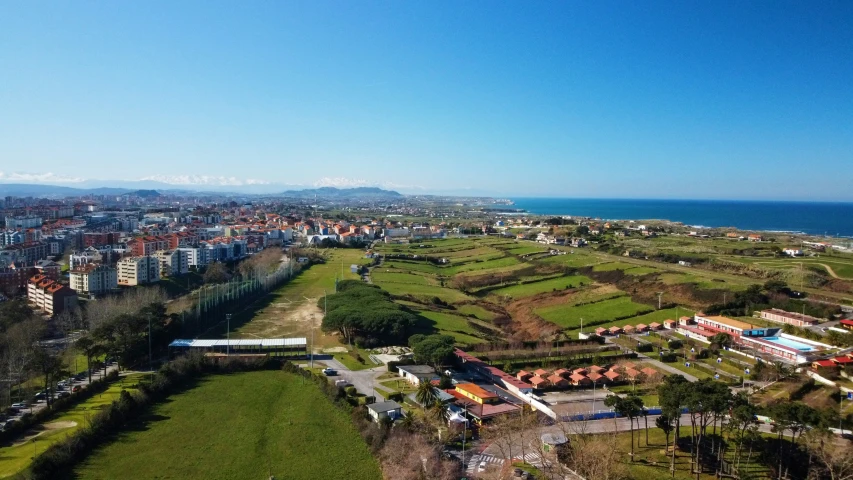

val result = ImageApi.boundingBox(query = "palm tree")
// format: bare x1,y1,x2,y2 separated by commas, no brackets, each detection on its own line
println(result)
416,381,439,410
429,402,450,423
398,411,416,431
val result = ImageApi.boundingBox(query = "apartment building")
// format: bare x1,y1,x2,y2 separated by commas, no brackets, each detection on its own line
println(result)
154,249,189,277
27,274,77,316
69,263,118,295
117,256,160,286
760,308,821,327
127,236,170,256
4,215,43,229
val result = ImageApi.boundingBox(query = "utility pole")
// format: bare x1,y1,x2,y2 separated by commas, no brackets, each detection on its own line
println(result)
226,313,232,356
148,315,153,373
657,292,663,310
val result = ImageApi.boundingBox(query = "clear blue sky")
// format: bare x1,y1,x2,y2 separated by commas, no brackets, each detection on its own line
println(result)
1,1,852,199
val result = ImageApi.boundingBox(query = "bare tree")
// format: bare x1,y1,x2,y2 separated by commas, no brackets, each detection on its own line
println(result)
803,429,853,480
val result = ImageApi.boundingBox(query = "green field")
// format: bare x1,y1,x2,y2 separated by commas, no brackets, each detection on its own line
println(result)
592,261,637,272
371,270,436,285
658,272,748,291
0,373,146,478
488,275,592,299
416,310,486,344
536,252,600,267
455,304,497,321
535,296,654,329
505,245,548,256
378,282,472,303
623,266,661,275
74,371,381,480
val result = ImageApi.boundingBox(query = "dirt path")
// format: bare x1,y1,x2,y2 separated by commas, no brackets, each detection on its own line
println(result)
817,263,841,279
12,421,77,446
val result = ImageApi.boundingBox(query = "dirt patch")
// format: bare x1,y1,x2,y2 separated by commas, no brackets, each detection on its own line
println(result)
236,297,323,339
322,346,348,353
12,421,78,446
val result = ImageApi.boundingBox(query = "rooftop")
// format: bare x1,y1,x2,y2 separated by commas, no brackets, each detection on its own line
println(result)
397,365,436,375
456,383,498,400
699,315,757,331
367,401,403,413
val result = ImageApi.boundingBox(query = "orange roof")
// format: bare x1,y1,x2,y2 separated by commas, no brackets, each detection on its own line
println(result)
701,315,756,331
455,383,497,400
547,374,567,384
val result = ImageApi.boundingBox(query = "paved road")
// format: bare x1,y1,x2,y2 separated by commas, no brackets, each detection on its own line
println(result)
312,355,388,398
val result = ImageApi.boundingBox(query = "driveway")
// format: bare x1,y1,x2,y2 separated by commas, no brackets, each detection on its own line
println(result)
312,355,388,398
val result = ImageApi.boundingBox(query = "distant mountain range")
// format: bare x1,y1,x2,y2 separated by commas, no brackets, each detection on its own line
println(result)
0,182,402,200
278,187,402,199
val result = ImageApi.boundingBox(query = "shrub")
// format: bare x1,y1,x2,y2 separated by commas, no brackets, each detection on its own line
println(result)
636,344,653,353
667,339,683,350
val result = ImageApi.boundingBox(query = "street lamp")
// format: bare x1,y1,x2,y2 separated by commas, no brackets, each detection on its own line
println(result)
226,314,232,356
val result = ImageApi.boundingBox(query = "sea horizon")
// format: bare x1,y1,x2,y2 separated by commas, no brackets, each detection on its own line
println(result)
509,197,853,238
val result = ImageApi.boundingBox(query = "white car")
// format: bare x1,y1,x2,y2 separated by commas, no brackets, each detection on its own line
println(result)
477,461,487,472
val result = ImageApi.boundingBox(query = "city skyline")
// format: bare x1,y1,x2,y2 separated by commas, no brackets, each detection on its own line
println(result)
2,2,852,200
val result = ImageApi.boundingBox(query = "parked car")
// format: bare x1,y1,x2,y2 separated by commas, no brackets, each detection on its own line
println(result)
478,461,488,472
322,368,337,376
11,402,27,410
33,392,46,401
71,386,81,393
58,392,71,399
3,419,17,431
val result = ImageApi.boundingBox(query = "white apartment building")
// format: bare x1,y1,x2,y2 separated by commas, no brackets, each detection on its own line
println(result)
69,263,118,295
117,256,160,286
178,247,208,268
155,249,189,276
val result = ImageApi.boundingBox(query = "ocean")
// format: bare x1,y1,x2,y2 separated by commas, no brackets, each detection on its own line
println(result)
509,198,853,238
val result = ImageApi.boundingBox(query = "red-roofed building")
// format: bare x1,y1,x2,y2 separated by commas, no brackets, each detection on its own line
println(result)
649,322,662,330
569,373,592,387
663,319,676,329
548,374,569,388
812,360,836,370
516,370,533,382
623,325,635,334
534,368,549,377
604,370,620,383
530,376,549,389
587,371,604,384
840,319,853,331
609,326,623,335
832,356,853,366
595,327,607,336
635,324,648,332
27,274,77,316
553,368,570,379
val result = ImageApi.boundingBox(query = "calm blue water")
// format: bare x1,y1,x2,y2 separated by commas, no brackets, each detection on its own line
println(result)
510,198,853,237
762,337,814,352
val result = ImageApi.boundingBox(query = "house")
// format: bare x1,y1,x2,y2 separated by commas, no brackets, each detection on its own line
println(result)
548,374,569,388
455,384,499,404
604,370,620,383
623,325,636,334
812,360,836,371
553,368,570,379
588,365,606,374
625,368,642,380
595,327,607,336
534,368,549,377
569,373,592,387
663,319,676,329
747,234,763,242
840,319,853,331
635,324,648,332
572,367,587,376
366,401,403,423
640,367,659,379
587,371,604,384
529,376,549,389
648,322,662,331
516,370,533,382
397,365,438,386
609,326,623,335
831,356,853,367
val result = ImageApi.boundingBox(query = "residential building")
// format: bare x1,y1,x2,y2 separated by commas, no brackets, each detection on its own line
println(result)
5,215,43,229
366,401,403,423
2,242,50,264
117,256,160,286
127,236,169,256
154,249,189,277
455,383,499,404
34,260,61,280
760,308,821,327
397,365,438,385
69,264,118,295
27,274,77,316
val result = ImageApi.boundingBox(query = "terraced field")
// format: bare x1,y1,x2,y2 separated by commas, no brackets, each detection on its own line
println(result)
535,296,655,329
415,310,488,344
488,275,592,299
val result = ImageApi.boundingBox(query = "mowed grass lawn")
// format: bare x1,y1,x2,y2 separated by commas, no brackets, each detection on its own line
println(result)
371,270,437,285
489,275,592,299
0,373,146,479
535,252,599,267
535,296,653,329
74,371,381,480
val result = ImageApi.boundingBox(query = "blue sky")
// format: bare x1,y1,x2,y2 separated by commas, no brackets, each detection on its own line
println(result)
1,1,851,199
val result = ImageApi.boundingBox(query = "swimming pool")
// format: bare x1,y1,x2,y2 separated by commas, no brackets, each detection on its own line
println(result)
761,336,815,351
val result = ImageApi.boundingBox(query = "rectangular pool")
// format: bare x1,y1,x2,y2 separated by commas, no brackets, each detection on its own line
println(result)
762,336,815,352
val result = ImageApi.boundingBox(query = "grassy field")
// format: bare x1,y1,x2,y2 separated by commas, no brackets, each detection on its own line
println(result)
371,270,437,285
377,282,472,303
536,252,600,267
73,371,381,480
505,245,548,256
0,373,146,479
592,261,637,272
455,304,497,321
231,248,365,343
658,272,748,291
535,296,654,329
416,310,486,344
488,275,592,299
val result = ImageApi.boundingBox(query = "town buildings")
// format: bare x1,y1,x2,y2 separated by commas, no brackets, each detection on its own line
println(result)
27,274,77,316
69,263,118,295
117,256,160,286
760,308,821,327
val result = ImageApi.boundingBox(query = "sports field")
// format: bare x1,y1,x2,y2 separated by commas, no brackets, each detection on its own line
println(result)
74,371,381,480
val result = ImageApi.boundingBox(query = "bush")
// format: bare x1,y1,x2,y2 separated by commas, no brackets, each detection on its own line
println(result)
667,339,683,350
345,386,358,396
636,343,653,353
660,353,678,362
